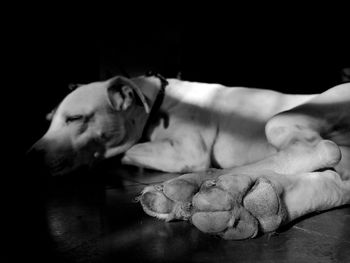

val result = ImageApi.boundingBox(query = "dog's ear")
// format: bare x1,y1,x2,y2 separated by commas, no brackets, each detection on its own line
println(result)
107,76,150,113
46,107,57,121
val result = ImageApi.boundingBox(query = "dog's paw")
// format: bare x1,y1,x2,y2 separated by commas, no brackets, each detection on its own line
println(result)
139,178,199,221
139,172,287,240
191,175,287,239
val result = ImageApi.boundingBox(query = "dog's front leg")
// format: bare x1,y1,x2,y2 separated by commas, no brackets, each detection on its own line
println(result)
139,139,350,239
122,138,211,173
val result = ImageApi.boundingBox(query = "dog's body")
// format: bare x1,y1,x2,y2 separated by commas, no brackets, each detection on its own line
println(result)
30,75,350,240
123,77,317,172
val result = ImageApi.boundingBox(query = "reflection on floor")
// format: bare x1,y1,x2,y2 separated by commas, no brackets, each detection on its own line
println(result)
41,167,350,262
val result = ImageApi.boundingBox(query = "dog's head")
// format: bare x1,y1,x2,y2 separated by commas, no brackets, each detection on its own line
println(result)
28,76,150,176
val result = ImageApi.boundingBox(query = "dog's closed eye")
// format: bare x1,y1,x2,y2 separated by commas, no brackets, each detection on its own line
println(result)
65,113,94,125
66,115,84,124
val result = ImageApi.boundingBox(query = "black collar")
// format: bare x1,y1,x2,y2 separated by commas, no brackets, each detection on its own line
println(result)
141,71,169,140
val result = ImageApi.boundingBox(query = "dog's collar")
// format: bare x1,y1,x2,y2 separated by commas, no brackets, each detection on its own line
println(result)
145,70,168,94
141,71,169,140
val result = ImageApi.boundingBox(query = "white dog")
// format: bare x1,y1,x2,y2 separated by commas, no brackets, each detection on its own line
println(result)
29,73,350,239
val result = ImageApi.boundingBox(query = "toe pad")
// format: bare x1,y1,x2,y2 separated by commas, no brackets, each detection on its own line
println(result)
243,178,285,232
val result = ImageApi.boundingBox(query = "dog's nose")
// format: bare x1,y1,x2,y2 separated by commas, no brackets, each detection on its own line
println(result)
26,140,49,172
26,146,44,161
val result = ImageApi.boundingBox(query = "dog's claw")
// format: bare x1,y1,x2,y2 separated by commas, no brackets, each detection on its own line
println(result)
154,184,164,191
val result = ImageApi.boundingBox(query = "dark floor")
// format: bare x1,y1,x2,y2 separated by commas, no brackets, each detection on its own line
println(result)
26,167,350,263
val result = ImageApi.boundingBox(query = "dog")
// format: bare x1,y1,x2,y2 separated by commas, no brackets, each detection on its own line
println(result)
29,73,350,239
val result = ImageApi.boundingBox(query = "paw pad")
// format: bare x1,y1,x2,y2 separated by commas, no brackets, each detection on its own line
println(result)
140,173,286,240
243,178,286,232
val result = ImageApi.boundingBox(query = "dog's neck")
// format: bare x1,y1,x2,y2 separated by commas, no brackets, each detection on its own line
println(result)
131,75,165,107
130,75,168,141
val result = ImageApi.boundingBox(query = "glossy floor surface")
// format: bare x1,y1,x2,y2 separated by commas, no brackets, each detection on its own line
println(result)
26,167,350,263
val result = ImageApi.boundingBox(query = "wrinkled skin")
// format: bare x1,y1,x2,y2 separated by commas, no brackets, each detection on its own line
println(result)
28,76,151,176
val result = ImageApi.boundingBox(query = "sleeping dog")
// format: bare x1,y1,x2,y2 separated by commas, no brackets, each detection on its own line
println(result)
29,73,350,239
